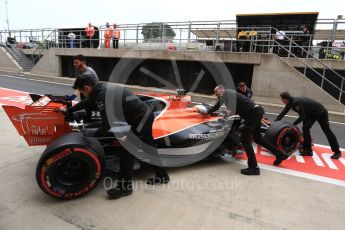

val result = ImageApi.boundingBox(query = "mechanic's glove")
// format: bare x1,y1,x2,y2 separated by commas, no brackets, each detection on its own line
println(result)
65,94,77,101
55,108,73,121
193,105,208,114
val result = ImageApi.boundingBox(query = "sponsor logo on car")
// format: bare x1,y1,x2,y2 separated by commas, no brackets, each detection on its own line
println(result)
189,128,225,139
12,113,58,121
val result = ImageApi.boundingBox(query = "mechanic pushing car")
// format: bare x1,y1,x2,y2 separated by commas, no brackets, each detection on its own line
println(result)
236,82,253,99
66,54,99,101
275,92,342,159
197,85,288,175
63,75,170,199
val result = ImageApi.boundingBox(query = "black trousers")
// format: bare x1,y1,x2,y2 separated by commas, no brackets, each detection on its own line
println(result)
240,106,284,168
119,113,168,181
302,110,340,153
85,36,93,48
113,38,119,49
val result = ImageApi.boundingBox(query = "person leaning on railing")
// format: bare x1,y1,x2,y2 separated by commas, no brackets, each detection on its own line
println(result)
85,22,95,48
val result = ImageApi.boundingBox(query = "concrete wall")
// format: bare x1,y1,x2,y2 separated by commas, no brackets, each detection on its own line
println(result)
252,54,345,113
0,48,22,72
36,48,262,64
282,57,345,70
14,48,345,115
30,49,61,76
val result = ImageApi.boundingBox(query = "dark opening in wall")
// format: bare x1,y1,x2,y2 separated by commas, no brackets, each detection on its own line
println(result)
61,56,253,95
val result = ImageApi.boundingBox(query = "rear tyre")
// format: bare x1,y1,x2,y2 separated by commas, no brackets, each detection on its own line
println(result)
264,121,301,155
36,145,103,199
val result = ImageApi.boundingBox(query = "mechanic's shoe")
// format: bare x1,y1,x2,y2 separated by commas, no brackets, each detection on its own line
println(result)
240,167,260,176
273,154,289,166
107,181,133,199
146,175,170,185
331,151,342,159
299,150,313,156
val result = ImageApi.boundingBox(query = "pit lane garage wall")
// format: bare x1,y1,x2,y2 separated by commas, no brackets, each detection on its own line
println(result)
251,54,345,113
0,47,22,72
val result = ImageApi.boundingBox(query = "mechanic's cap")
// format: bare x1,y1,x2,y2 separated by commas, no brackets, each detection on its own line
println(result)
73,74,97,90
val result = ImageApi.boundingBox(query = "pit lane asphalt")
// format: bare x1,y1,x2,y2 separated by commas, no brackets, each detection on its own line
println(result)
1,73,344,148
1,74,345,230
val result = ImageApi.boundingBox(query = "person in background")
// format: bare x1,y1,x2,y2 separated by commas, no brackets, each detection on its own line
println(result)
275,92,342,159
68,32,76,48
274,30,285,54
300,25,311,57
302,25,310,37
104,22,113,48
236,82,253,98
85,22,95,48
112,24,120,49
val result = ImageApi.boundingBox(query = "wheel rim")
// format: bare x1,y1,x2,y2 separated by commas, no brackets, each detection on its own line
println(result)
278,129,300,153
54,158,90,187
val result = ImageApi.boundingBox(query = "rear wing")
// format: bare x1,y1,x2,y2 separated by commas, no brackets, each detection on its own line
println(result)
3,96,72,146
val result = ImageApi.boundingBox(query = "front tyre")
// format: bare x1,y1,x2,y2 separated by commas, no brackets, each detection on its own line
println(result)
264,121,301,155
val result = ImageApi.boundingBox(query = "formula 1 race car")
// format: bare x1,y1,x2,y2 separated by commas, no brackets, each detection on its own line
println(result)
2,91,301,199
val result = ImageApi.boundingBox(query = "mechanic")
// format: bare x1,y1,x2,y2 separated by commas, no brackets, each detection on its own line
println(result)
200,85,288,175
66,54,99,101
236,82,253,98
275,92,341,159
64,75,170,199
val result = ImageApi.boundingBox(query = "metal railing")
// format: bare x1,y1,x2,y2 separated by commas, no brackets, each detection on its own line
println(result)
0,19,343,53
0,35,22,63
270,28,345,103
30,30,57,64
0,20,344,103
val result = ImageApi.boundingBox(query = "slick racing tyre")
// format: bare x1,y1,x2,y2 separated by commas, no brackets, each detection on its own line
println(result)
264,121,301,155
36,133,104,199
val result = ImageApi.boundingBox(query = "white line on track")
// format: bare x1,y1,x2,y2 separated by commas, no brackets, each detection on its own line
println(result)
193,102,345,126
224,157,345,187
0,73,72,86
265,112,345,126
0,86,33,94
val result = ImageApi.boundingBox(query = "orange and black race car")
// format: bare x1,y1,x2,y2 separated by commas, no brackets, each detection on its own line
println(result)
2,91,301,200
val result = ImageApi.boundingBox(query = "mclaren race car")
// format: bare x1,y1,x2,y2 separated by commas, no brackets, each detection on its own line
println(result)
2,91,301,199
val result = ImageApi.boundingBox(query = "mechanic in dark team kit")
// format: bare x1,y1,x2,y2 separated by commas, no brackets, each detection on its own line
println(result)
275,92,342,159
64,75,170,199
236,82,253,98
203,85,288,175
